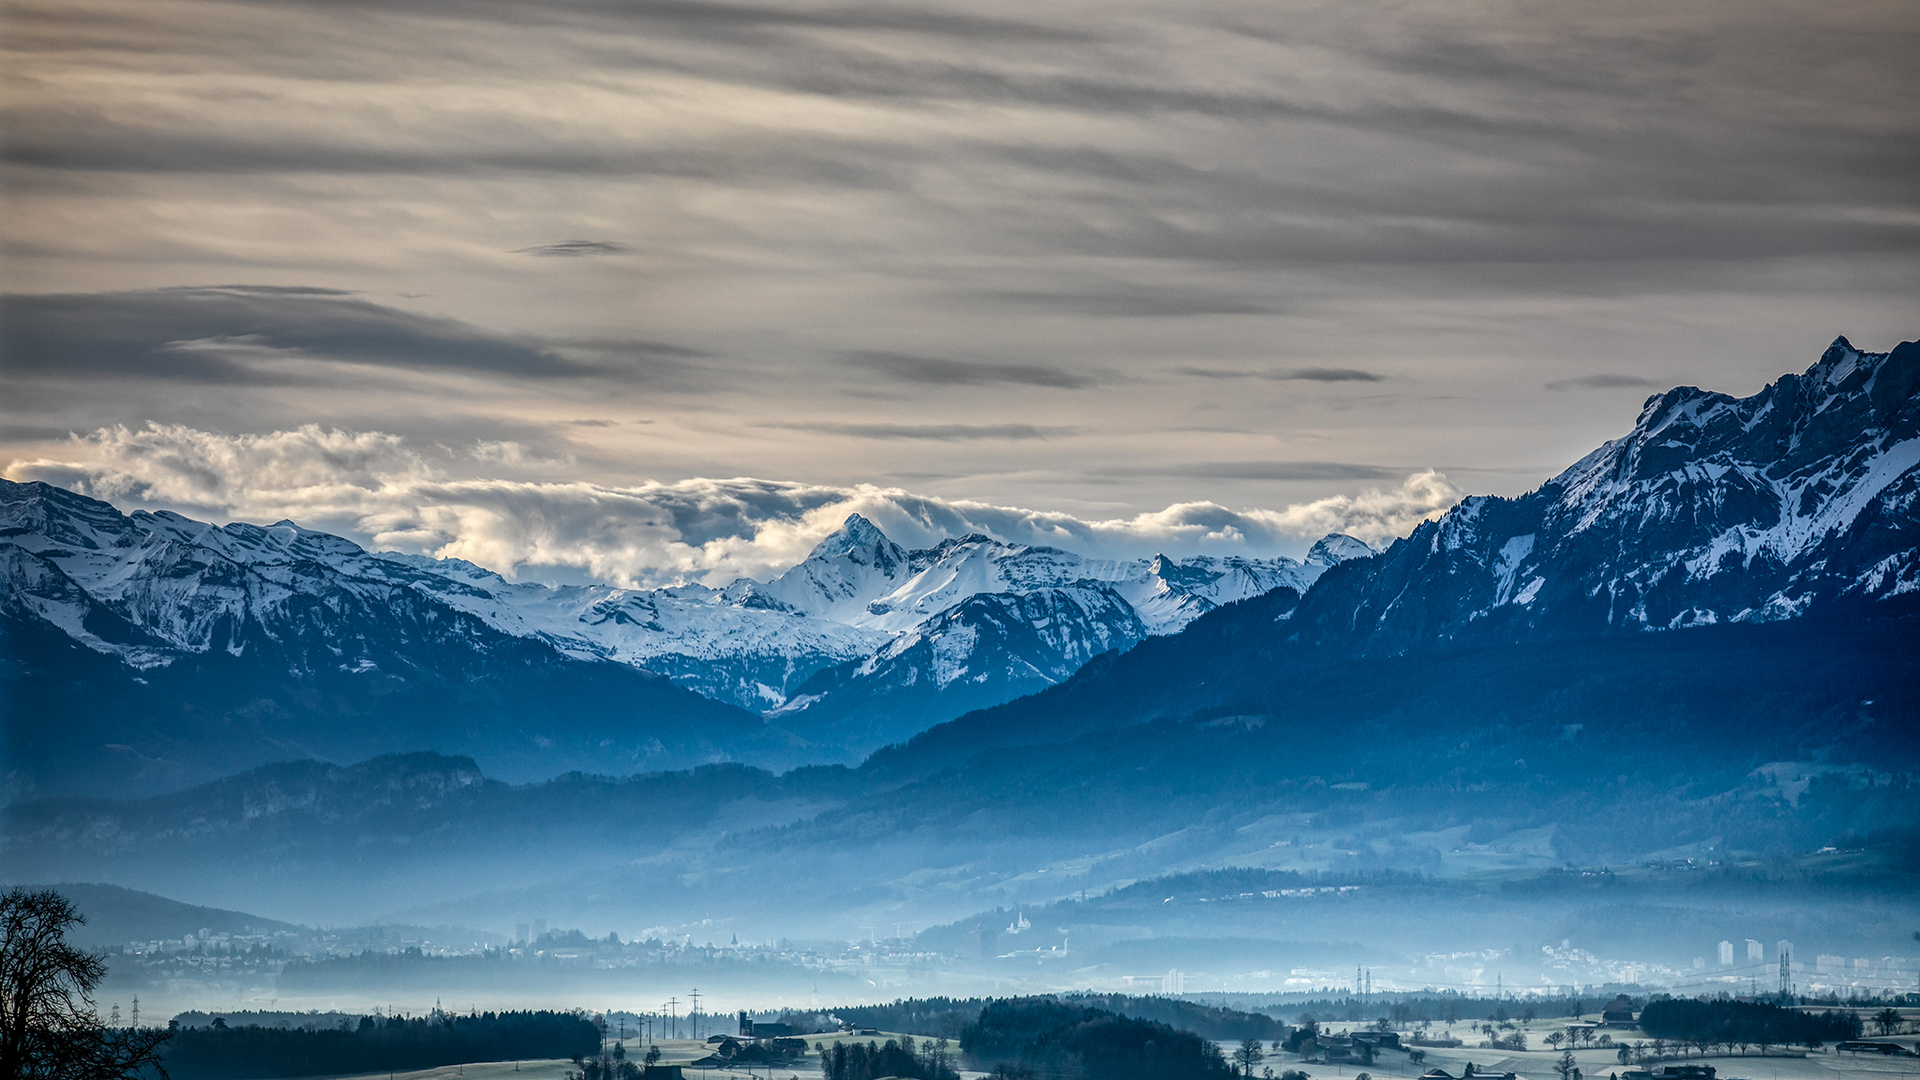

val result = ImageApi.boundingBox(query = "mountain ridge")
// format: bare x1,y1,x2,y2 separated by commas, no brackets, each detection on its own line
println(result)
864,335,1920,778
1,480,1370,792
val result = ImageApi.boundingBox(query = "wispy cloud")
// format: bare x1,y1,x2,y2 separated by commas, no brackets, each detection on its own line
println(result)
1545,373,1660,391
981,289,1274,318
0,287,583,382
1180,365,1387,383
513,240,631,257
764,422,1073,441
843,351,1095,389
1098,461,1400,481
1273,367,1387,383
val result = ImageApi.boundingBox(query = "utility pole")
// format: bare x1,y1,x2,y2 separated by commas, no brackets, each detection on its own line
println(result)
666,998,680,1040
691,989,702,1041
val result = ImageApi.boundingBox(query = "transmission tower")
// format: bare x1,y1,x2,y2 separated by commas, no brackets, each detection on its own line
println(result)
1778,947,1793,999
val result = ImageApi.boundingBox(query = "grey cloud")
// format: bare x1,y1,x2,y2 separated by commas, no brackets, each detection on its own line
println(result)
7,3,1913,283
1274,367,1386,383
558,337,710,360
843,351,1094,389
368,0,1099,45
513,240,631,257
982,288,1273,318
762,422,1072,441
0,288,727,391
0,286,585,383
1546,374,1660,391
1178,366,1386,383
1097,461,1400,482
0,122,915,189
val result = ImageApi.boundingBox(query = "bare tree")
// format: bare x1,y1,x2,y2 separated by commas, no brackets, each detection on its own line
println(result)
1234,1039,1265,1078
0,887,171,1080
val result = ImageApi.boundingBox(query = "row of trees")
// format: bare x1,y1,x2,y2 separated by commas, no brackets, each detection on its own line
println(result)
961,999,1236,1080
1544,1028,1610,1051
1636,999,1859,1054
1611,1035,1824,1065
159,1010,602,1078
817,1035,959,1080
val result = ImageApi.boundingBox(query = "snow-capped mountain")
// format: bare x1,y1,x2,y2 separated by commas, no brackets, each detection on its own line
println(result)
369,515,1348,713
371,552,888,711
1112,551,1328,633
757,514,916,621
0,471,1361,785
1285,335,1920,654
771,583,1154,755
0,480,795,800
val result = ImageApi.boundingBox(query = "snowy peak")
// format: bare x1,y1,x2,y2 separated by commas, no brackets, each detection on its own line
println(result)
1112,551,1320,634
1306,533,1374,566
1287,334,1920,653
761,513,914,619
770,582,1154,756
811,513,898,561
1548,335,1920,557
858,533,1102,629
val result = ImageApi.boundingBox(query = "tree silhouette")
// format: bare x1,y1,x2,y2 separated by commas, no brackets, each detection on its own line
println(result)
0,887,172,1080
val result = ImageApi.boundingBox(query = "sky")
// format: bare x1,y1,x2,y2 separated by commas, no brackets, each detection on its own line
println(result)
2,0,1916,585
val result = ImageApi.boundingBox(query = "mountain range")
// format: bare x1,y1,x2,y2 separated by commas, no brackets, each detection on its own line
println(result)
0,463,1366,797
3,334,1917,953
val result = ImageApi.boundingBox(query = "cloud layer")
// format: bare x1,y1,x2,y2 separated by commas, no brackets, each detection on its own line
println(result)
0,0,1913,529
8,424,1463,586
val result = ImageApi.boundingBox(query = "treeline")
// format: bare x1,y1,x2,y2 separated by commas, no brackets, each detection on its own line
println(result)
152,1011,601,1079
1241,994,1619,1025
961,999,1235,1080
1063,996,1285,1042
1637,1000,1859,1049
819,1034,960,1080
830,998,988,1039
827,995,1285,1043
